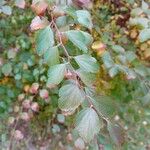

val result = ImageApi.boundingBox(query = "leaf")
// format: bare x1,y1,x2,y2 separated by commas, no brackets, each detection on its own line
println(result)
75,108,100,143
74,54,99,73
15,0,25,9
91,96,117,119
35,26,54,55
107,122,125,146
2,63,12,76
139,29,150,42
145,9,150,16
131,8,143,17
117,55,127,64
134,66,149,77
109,66,119,78
89,142,99,150
31,0,48,15
44,46,59,66
0,0,6,6
72,0,92,8
47,64,66,85
77,69,96,86
58,81,85,112
129,18,149,28
74,138,85,150
1,5,12,15
92,41,106,56
52,124,60,133
117,65,136,79
65,30,93,53
125,51,137,62
57,114,65,123
64,6,77,18
30,16,49,31
102,51,114,69
141,93,150,106
76,10,93,29
112,45,125,53
142,0,149,11
56,16,67,28
81,31,93,46
7,50,17,59
85,87,95,97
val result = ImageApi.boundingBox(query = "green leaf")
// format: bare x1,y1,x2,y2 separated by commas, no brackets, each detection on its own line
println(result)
57,114,65,123
112,45,125,53
102,52,114,69
142,0,149,11
44,46,59,66
47,64,66,85
0,0,6,6
134,66,148,77
117,55,127,64
56,16,67,28
15,74,21,80
144,9,150,16
2,63,12,76
107,122,125,146
75,108,100,143
118,65,136,79
64,6,77,18
74,54,99,73
131,8,143,17
7,50,17,59
52,124,60,133
1,5,12,15
125,51,137,62
77,69,96,86
89,142,99,150
139,29,150,42
129,18,149,28
141,93,150,106
109,66,119,78
91,96,117,119
65,30,93,53
36,26,54,55
76,10,93,29
58,81,85,112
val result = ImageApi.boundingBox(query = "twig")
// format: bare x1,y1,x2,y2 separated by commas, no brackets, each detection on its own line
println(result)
50,15,71,62
86,95,110,122
50,12,108,124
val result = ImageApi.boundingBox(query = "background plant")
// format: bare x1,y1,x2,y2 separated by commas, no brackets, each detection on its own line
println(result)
0,0,150,150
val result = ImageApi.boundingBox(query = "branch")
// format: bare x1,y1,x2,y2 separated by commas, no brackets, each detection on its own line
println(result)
51,15,71,62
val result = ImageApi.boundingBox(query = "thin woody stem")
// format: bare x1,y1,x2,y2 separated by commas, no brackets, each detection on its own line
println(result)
50,15,71,62
50,14,81,84
50,13,106,122
86,95,110,122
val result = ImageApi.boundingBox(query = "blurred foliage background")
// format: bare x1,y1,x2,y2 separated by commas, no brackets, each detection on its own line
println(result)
0,0,150,150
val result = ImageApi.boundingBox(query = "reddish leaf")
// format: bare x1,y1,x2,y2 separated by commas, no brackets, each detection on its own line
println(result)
15,0,26,9
30,16,49,31
72,0,92,8
31,0,48,16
